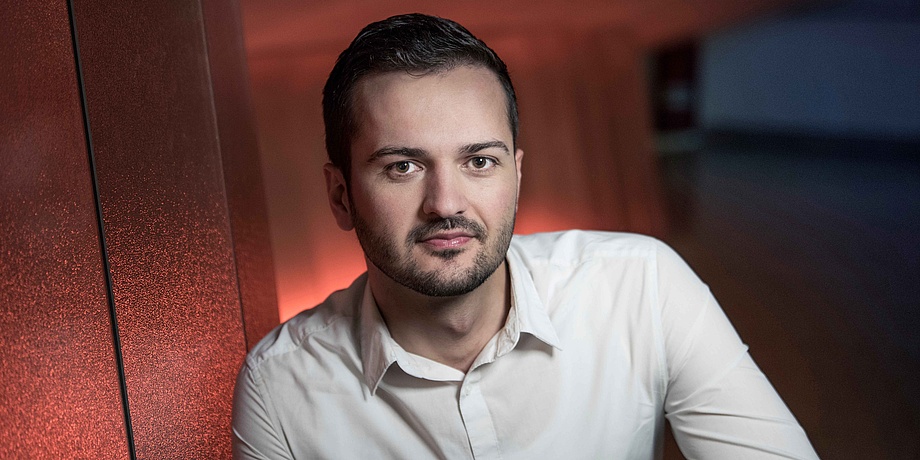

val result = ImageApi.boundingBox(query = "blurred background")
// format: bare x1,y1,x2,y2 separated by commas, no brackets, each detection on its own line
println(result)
241,0,919,457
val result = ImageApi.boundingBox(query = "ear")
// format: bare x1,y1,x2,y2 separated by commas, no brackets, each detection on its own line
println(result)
514,148,524,196
323,163,354,231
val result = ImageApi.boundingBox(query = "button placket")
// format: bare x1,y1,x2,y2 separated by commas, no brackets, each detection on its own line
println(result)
458,371,502,459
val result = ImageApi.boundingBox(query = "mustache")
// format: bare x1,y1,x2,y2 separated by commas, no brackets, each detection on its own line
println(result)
407,216,485,243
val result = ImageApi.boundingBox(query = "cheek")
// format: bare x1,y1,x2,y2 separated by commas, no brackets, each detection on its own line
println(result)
475,182,519,217
354,184,420,226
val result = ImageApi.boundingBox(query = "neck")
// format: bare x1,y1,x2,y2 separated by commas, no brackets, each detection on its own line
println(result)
368,261,511,373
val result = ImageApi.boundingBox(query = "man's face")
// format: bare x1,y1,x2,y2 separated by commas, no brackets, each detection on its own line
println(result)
326,65,523,297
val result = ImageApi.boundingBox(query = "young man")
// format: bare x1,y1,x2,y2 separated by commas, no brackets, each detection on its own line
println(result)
233,14,818,459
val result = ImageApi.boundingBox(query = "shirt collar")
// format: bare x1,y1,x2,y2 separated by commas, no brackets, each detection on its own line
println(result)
504,242,562,352
358,242,562,395
358,283,396,395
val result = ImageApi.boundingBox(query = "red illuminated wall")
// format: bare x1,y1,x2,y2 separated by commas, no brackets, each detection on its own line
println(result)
1,2,130,455
1,0,277,457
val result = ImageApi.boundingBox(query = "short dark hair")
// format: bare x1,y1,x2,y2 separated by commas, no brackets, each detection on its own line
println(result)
322,13,519,183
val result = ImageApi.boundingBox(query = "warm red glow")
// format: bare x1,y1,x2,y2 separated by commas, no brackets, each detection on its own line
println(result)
515,206,605,235
278,248,366,321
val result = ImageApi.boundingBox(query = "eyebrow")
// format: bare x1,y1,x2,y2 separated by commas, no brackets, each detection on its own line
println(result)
367,147,428,163
459,140,510,155
367,140,511,164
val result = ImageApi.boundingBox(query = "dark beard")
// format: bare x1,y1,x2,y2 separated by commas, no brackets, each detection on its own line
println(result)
352,213,515,297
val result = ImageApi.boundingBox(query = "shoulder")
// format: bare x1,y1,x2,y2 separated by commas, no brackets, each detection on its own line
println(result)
508,230,702,312
241,274,367,378
510,230,670,266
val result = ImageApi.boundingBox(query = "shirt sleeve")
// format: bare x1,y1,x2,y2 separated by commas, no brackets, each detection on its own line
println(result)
655,241,819,459
232,362,295,460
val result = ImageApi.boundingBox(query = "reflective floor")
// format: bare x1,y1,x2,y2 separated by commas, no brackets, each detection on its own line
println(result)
658,136,920,459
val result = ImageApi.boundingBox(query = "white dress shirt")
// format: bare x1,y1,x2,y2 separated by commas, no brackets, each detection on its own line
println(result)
233,231,818,459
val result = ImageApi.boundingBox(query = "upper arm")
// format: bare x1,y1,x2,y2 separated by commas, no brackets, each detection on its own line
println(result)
232,363,294,460
655,242,818,459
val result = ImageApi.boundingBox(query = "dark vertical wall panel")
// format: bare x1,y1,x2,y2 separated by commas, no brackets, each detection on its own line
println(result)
0,1,130,457
202,0,280,350
72,1,248,457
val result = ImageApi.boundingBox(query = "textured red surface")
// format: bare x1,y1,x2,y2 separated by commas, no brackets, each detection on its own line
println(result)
202,0,280,349
72,1,249,457
0,1,130,457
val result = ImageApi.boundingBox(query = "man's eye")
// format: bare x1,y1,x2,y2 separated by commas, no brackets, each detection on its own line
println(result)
388,161,418,175
469,157,495,169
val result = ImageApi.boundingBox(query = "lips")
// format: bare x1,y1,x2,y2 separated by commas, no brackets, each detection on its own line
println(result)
419,232,474,249
408,217,486,249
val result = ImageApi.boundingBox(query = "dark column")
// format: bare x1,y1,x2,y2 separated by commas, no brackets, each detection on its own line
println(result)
71,0,265,456
1,0,277,457
0,1,130,457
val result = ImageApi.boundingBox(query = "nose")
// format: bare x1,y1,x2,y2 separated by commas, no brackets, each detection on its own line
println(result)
421,167,468,218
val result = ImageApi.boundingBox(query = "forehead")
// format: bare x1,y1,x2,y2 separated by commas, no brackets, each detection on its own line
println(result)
350,66,511,156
